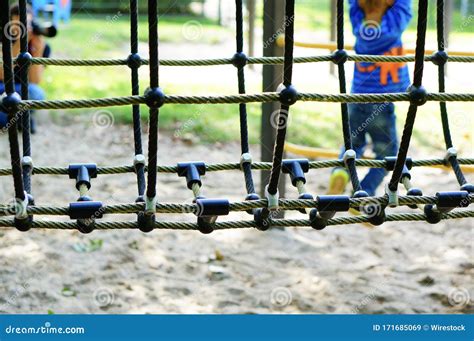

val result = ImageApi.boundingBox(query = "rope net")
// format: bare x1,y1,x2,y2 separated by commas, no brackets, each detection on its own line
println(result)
0,0,473,233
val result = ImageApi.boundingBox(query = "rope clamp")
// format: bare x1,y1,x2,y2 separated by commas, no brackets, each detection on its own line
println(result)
177,162,206,190
133,154,146,169
445,147,457,164
385,183,399,207
145,196,157,215
15,191,29,220
342,149,356,168
282,159,309,187
21,156,33,169
265,185,279,211
68,164,97,190
240,153,252,170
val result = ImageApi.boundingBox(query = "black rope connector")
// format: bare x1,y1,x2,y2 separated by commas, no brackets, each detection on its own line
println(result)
424,204,442,224
195,198,230,217
367,207,386,226
68,164,97,190
460,183,474,194
194,199,229,234
309,209,327,230
384,156,412,171
144,87,165,109
231,52,248,69
436,191,469,209
245,193,260,215
431,50,448,66
177,162,206,189
69,196,103,234
14,215,33,232
408,85,428,106
298,193,313,214
282,159,309,186
317,195,350,212
127,53,142,69
279,85,298,106
400,165,411,181
16,52,32,69
254,208,271,231
331,49,348,65
137,212,155,233
407,187,423,209
2,92,22,114
69,201,103,220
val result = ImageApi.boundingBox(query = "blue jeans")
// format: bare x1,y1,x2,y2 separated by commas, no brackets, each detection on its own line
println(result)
0,83,45,128
337,102,398,196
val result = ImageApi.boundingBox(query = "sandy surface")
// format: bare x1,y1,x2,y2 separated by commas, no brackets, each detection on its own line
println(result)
0,112,472,314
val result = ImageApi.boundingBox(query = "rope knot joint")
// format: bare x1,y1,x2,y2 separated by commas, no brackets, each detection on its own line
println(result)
408,85,427,106
279,85,298,106
231,52,248,69
144,87,165,108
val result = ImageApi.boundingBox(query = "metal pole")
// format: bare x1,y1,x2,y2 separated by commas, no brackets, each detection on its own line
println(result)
261,0,286,207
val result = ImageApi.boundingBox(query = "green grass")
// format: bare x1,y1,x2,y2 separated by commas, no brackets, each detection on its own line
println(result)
40,10,473,153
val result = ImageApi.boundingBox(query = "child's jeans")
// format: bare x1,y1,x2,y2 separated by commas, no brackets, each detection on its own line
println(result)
0,83,45,128
337,102,398,196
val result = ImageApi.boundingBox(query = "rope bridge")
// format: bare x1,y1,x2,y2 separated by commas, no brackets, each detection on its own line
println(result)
0,0,472,233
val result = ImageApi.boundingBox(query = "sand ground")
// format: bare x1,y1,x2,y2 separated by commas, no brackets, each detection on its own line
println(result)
0,112,472,314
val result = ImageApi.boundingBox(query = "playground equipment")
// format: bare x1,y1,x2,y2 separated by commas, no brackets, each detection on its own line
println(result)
0,0,473,233
31,0,71,25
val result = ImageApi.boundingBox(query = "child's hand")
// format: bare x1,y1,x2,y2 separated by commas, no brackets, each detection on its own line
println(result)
358,0,394,22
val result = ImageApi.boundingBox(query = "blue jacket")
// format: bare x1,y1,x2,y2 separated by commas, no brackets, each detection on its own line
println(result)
349,0,412,94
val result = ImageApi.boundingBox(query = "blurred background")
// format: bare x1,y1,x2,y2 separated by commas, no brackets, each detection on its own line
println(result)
31,0,473,152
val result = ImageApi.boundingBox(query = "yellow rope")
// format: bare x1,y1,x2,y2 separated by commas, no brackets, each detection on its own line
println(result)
284,142,474,174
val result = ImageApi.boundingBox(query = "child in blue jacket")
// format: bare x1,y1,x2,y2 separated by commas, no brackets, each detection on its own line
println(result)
329,0,412,196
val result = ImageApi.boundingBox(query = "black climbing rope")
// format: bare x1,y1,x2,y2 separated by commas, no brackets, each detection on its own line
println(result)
234,0,256,195
266,0,296,196
389,0,429,192
0,0,26,201
128,0,146,198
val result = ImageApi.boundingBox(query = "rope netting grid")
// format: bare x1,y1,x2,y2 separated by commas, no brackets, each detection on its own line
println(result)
0,0,472,232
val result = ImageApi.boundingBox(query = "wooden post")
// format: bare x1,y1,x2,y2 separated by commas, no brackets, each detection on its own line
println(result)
329,0,337,76
261,0,286,209
248,0,256,59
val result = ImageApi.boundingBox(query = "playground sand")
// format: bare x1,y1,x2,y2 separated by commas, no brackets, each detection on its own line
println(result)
0,114,472,314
